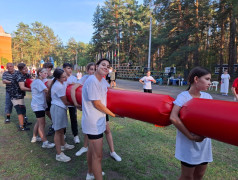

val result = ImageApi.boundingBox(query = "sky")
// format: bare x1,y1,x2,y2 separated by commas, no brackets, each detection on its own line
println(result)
0,0,143,45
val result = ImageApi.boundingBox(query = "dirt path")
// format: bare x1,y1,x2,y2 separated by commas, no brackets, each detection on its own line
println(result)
115,79,235,101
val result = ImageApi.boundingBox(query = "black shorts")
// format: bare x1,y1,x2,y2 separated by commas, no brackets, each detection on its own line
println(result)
144,89,152,93
181,161,208,168
45,101,51,112
87,133,103,140
106,114,109,122
14,105,26,115
34,111,45,118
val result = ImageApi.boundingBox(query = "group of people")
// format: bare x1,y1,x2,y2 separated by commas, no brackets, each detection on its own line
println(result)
2,59,121,180
2,60,238,180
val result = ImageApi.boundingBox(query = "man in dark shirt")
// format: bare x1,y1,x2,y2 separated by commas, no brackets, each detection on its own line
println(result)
10,63,32,131
2,63,17,123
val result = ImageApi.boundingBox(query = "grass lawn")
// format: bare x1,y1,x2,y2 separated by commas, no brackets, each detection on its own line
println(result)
0,81,238,180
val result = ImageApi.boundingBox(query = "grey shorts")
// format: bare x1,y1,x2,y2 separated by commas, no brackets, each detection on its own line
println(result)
50,104,68,131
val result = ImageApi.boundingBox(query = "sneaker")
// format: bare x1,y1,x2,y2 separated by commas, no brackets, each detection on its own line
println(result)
110,152,122,162
42,141,55,149
5,119,10,124
31,136,42,143
24,121,32,126
75,147,88,156
61,143,75,151
74,135,80,144
47,126,55,136
56,152,71,162
86,172,105,180
19,126,30,131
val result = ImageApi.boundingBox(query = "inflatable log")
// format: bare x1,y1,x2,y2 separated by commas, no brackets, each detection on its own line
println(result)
65,85,174,126
180,98,238,146
25,78,49,89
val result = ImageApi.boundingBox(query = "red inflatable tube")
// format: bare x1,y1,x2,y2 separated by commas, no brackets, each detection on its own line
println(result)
25,78,48,89
180,98,238,146
66,85,174,126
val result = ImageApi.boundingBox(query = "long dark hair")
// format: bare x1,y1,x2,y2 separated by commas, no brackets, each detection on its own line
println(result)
47,68,64,101
86,62,96,72
187,67,211,90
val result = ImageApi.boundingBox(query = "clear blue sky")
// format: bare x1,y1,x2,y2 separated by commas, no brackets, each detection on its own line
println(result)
0,0,143,45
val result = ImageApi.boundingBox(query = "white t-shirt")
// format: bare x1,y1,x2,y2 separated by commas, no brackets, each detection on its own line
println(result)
31,79,48,111
140,76,155,89
81,75,109,135
77,72,82,80
173,91,213,164
78,75,90,85
51,80,67,109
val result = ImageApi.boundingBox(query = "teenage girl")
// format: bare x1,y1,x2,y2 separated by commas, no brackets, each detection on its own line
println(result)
49,69,75,162
71,63,122,162
31,68,55,149
82,59,118,180
170,67,213,180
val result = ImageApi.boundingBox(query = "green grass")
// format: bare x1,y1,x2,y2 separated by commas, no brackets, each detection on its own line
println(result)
0,81,238,179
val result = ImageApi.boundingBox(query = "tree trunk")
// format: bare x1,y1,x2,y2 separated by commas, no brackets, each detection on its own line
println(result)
219,0,225,81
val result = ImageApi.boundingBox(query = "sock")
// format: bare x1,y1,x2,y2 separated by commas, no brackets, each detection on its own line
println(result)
7,115,10,119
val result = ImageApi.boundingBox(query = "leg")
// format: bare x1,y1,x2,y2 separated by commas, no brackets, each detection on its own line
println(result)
179,163,196,180
54,129,65,155
68,107,78,136
83,134,89,148
87,142,93,174
89,137,103,180
193,164,208,180
105,121,115,153
5,91,13,122
37,117,47,142
32,121,39,137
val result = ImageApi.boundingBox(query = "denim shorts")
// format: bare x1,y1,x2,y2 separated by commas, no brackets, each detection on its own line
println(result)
5,91,13,114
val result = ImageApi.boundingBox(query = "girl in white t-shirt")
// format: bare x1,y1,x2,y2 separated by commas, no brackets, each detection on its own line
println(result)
82,59,118,180
49,69,74,162
170,67,213,179
31,68,55,149
139,71,156,93
72,62,122,163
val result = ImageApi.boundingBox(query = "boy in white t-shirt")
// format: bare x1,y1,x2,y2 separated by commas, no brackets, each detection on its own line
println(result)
139,71,156,93
63,63,80,144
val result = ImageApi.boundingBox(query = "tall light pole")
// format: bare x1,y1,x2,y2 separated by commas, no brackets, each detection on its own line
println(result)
147,1,153,71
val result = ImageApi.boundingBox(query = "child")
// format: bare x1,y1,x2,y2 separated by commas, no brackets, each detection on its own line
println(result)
49,69,74,162
82,59,117,180
72,63,122,162
63,63,80,144
31,68,55,148
139,71,156,93
170,67,213,180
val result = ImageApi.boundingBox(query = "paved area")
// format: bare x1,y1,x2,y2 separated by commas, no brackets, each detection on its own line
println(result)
115,79,235,102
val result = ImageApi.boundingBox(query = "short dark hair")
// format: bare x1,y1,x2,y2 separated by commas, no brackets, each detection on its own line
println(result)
17,63,26,71
43,62,53,69
96,58,110,66
63,63,72,69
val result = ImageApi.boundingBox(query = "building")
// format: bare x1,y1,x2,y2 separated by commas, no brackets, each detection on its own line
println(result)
0,26,12,65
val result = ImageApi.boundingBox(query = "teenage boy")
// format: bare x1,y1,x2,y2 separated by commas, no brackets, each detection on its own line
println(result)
10,63,32,131
43,62,55,136
2,63,17,123
63,63,80,144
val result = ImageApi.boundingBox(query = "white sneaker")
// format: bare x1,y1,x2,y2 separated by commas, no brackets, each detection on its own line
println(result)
42,141,55,149
86,172,105,180
110,152,122,162
74,135,80,144
75,147,88,156
31,136,42,143
61,143,75,151
56,152,71,162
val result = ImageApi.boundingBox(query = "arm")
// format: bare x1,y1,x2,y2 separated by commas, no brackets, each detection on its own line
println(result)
92,100,116,117
152,77,156,83
2,79,11,84
170,105,204,142
231,87,238,101
70,83,81,107
19,82,31,91
60,96,71,106
139,79,145,85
